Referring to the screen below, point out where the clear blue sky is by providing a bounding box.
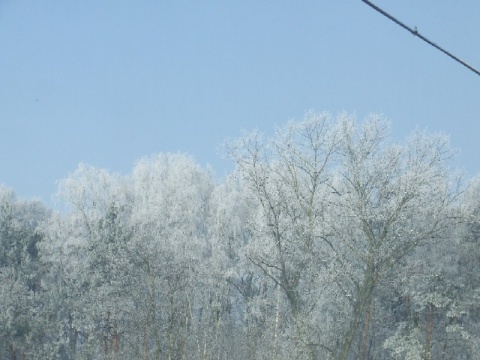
[1,1,479,206]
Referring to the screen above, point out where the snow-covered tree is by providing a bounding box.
[227,112,461,360]
[1,112,474,360]
[40,163,139,359]
[0,186,50,359]
[330,115,461,360]
[227,112,344,359]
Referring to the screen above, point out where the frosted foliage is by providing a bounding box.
[131,153,212,237]
[0,186,51,359]
[384,324,423,360]
[57,163,128,215]
[227,112,461,360]
[2,113,475,359]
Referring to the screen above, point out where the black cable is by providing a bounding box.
[361,0,480,77]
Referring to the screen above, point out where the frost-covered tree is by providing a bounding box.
[227,112,461,360]
[39,155,244,360]
[2,112,475,360]
[129,153,229,360]
[227,112,343,359]
[0,186,50,359]
[40,163,139,359]
[209,173,275,359]
[329,116,460,360]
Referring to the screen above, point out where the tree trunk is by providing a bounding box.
[103,311,110,356]
[339,261,375,360]
[359,298,372,360]
[143,319,149,360]
[273,285,281,360]
[113,322,119,360]
[68,314,78,358]
[425,303,434,360]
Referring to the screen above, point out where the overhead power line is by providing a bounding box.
[361,0,480,77]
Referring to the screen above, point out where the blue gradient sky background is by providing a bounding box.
[1,1,479,206]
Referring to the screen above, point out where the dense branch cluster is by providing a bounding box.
[1,113,479,360]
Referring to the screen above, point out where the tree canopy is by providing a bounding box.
[0,113,478,360]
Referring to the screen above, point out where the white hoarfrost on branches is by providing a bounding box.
[2,112,476,360]
[227,112,461,360]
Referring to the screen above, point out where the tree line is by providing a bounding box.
[1,112,479,359]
